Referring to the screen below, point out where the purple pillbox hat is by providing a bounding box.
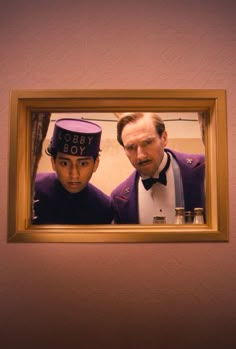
[50,118,102,156]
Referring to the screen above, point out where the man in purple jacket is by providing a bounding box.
[111,112,205,224]
[33,118,114,224]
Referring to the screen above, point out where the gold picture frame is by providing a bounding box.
[8,89,228,242]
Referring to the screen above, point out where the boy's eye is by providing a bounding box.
[79,160,89,167]
[60,160,69,167]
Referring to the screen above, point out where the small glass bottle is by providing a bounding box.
[153,216,166,224]
[193,208,204,224]
[175,207,185,224]
[185,211,193,224]
[153,209,166,224]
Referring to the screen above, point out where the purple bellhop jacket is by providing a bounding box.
[111,148,205,224]
[33,172,114,224]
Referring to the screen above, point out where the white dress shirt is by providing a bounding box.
[138,152,176,224]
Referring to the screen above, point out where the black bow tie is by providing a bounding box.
[142,152,170,190]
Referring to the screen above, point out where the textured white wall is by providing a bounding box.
[0,0,236,348]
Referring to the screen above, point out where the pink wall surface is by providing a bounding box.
[1,1,236,348]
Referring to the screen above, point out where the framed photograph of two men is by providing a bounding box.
[8,89,228,243]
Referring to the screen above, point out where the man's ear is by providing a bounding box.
[161,130,168,147]
[50,157,56,171]
[93,157,100,173]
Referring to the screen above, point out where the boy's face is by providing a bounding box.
[51,152,99,193]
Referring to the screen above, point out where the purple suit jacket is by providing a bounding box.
[33,172,114,224]
[111,149,205,224]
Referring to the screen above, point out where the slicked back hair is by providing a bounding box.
[117,112,165,146]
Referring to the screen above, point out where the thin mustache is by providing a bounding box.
[137,159,151,166]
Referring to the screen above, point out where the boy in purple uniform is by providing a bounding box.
[33,118,114,224]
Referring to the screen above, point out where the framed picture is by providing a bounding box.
[8,89,228,242]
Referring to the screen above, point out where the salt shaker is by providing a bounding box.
[175,207,185,224]
[193,208,204,224]
[185,211,193,224]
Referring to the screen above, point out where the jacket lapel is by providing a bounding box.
[114,171,139,223]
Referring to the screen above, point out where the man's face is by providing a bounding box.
[121,115,168,177]
[51,152,99,193]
